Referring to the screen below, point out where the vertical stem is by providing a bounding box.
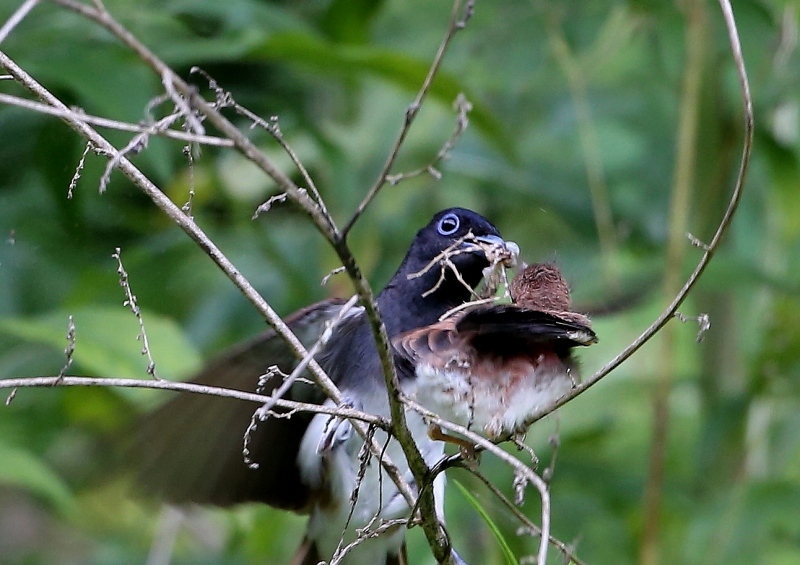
[640,1,706,563]
[547,23,619,286]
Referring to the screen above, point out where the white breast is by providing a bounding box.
[298,387,446,565]
[413,362,574,439]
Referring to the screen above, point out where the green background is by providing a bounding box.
[1,0,799,563]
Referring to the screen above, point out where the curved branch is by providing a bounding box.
[403,397,552,565]
[532,0,753,421]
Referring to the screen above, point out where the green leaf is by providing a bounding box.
[320,0,385,44]
[0,442,73,514]
[248,31,513,157]
[0,307,201,381]
[452,479,520,565]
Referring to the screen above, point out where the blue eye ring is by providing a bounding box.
[436,213,460,236]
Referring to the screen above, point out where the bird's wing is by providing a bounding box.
[392,318,461,369]
[456,304,597,346]
[393,304,597,368]
[132,298,345,513]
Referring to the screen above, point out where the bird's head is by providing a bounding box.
[390,208,516,313]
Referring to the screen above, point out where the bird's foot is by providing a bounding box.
[317,396,363,454]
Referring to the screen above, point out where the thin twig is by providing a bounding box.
[55,315,76,383]
[465,466,587,565]
[242,295,360,468]
[0,0,39,45]
[252,192,290,219]
[384,93,473,186]
[342,0,474,237]
[112,248,160,380]
[0,375,389,426]
[0,94,233,146]
[331,518,410,565]
[190,67,329,217]
[68,141,93,198]
[2,33,419,522]
[322,266,347,286]
[403,396,552,565]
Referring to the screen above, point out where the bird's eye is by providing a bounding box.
[436,213,460,236]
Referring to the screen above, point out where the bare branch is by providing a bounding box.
[0,0,39,45]
[0,375,389,427]
[181,144,196,217]
[112,248,160,380]
[2,13,419,525]
[529,0,754,423]
[0,93,233,147]
[243,295,360,468]
[384,93,473,187]
[403,396,552,565]
[343,0,475,237]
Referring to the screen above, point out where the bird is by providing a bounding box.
[133,208,516,565]
[393,262,597,444]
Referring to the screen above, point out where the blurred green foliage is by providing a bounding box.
[1,0,799,564]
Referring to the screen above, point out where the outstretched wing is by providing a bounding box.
[132,299,345,513]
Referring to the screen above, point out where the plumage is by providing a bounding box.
[135,299,345,510]
[394,263,597,441]
[133,208,513,564]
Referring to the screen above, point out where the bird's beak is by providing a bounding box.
[473,235,519,268]
[475,234,506,248]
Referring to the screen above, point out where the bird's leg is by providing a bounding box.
[427,423,479,460]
